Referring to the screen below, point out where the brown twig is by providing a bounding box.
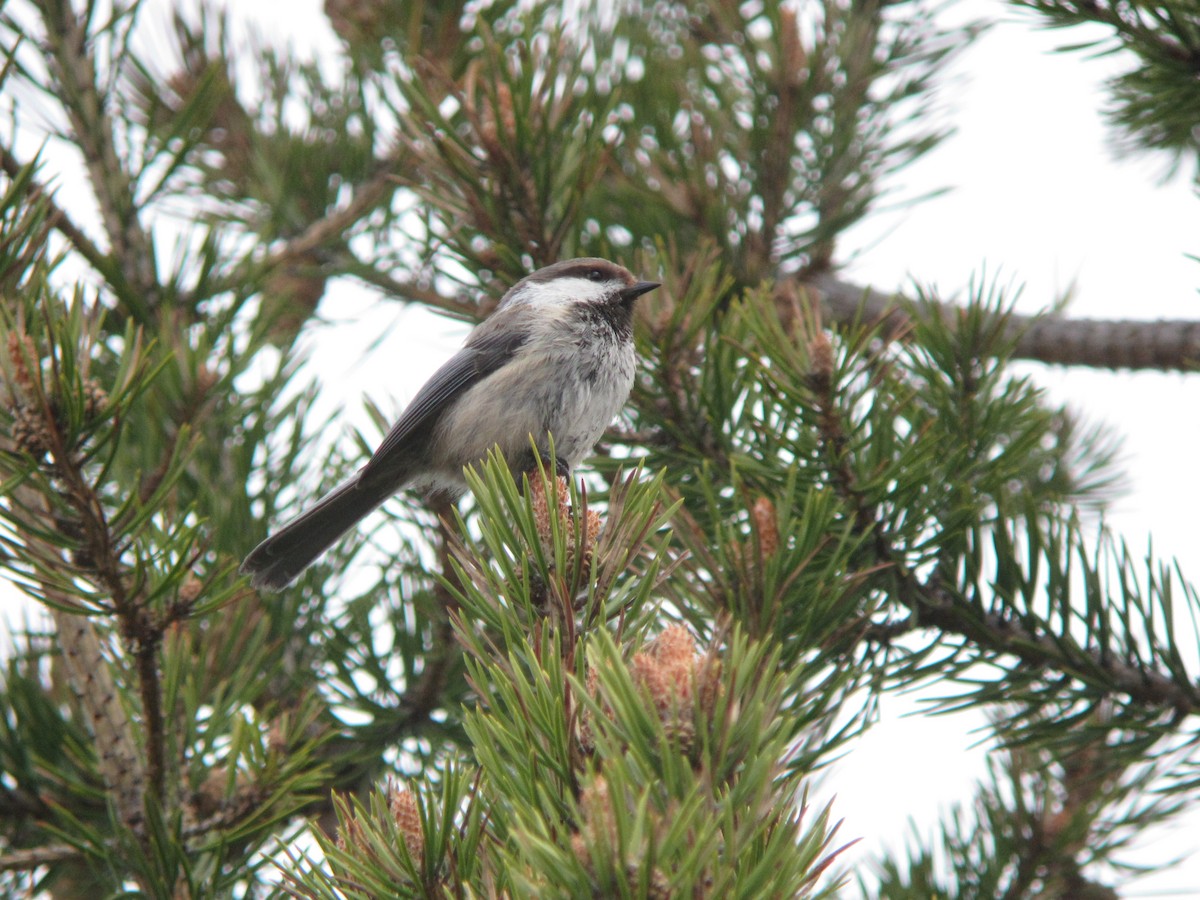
[0,843,84,872]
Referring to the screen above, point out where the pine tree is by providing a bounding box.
[0,0,1196,896]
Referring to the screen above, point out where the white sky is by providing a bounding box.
[5,0,1198,893]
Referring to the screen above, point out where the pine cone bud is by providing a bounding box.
[808,330,834,382]
[750,496,778,560]
[531,474,603,574]
[7,331,38,392]
[179,577,203,604]
[12,404,52,457]
[531,474,570,559]
[389,783,425,862]
[82,377,108,420]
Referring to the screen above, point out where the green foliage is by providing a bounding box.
[278,459,846,897]
[603,0,972,281]
[391,15,622,283]
[0,0,1197,896]
[1013,0,1200,177]
[286,761,488,899]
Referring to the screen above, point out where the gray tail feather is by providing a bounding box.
[241,476,383,591]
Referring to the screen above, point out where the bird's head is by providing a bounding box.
[500,258,659,312]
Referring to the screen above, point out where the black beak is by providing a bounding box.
[620,281,660,304]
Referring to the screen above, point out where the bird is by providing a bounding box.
[241,257,659,590]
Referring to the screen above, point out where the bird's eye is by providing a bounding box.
[587,268,603,282]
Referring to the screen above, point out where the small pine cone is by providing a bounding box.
[570,830,591,873]
[193,768,225,820]
[577,776,617,846]
[7,331,38,392]
[645,867,673,900]
[179,577,203,604]
[531,474,571,560]
[750,496,778,560]
[632,624,701,746]
[646,624,697,699]
[695,648,723,720]
[389,784,425,862]
[808,330,834,381]
[12,405,52,457]
[266,718,288,756]
[81,378,108,420]
[530,474,553,556]
[631,650,675,713]
[661,704,696,747]
[581,627,720,754]
[574,507,604,571]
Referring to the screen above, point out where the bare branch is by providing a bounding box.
[0,843,83,872]
[53,608,145,827]
[807,272,1200,372]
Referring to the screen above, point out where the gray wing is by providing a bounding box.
[361,325,527,479]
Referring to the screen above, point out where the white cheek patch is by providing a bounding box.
[506,277,613,309]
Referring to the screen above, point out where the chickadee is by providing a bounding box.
[242,258,659,590]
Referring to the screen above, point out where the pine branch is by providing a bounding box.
[263,149,405,265]
[0,145,110,275]
[1011,0,1200,164]
[0,427,146,831]
[36,386,168,801]
[52,607,145,828]
[807,272,1200,371]
[864,575,1200,716]
[803,329,1200,718]
[36,0,159,315]
[997,731,1124,900]
[0,843,83,872]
